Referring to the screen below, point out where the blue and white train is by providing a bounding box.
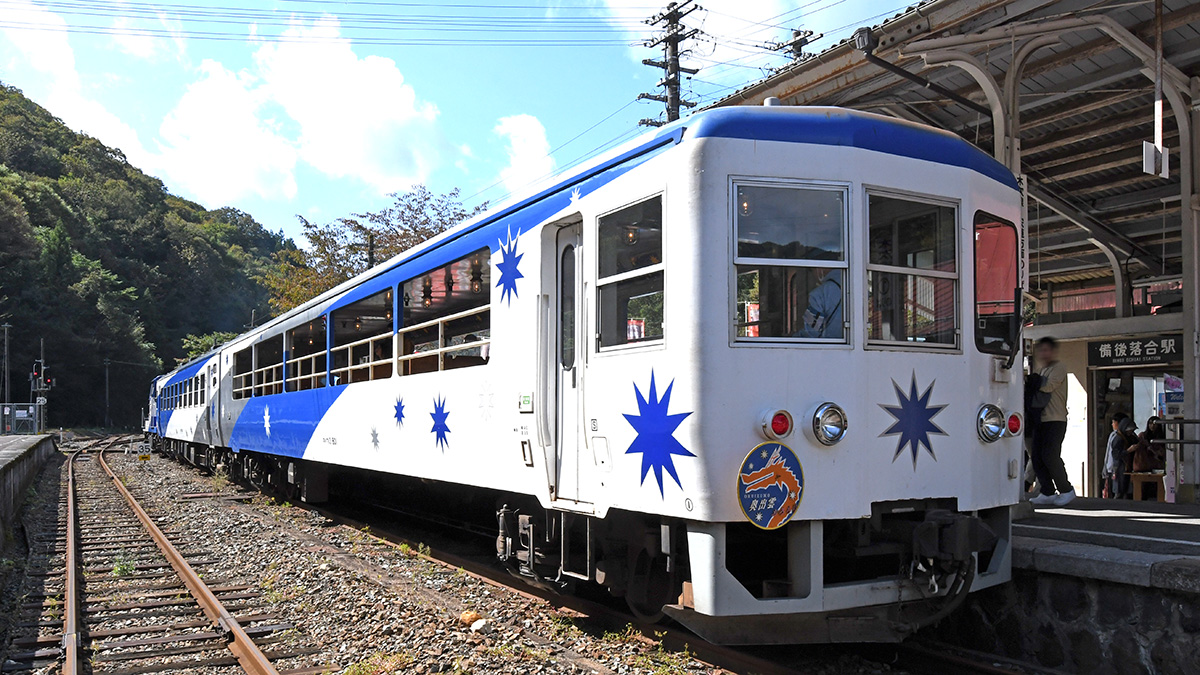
[145,105,1026,644]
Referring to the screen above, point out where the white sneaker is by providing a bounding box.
[1052,489,1077,506]
[1029,493,1057,506]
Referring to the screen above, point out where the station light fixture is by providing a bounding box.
[977,404,1006,443]
[812,402,848,446]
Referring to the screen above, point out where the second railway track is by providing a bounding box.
[5,437,326,675]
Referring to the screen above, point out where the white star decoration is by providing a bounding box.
[570,187,582,203]
[263,405,272,437]
[477,381,495,422]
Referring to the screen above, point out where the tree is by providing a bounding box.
[182,331,239,359]
[266,185,485,313]
[0,82,289,426]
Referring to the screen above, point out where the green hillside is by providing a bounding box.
[0,82,292,428]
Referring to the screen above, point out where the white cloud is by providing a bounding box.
[2,7,453,207]
[252,18,444,194]
[494,114,554,196]
[154,60,298,204]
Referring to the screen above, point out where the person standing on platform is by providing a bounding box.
[1103,413,1131,499]
[1030,337,1077,506]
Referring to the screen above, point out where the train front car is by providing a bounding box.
[556,107,1025,644]
[144,104,1023,646]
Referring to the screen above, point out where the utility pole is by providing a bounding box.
[638,1,700,127]
[1,322,9,404]
[773,29,816,62]
[104,358,111,428]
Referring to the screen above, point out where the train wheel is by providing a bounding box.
[625,548,671,623]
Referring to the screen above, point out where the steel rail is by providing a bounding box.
[95,448,280,675]
[64,435,123,675]
[62,451,81,675]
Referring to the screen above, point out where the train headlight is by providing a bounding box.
[812,403,848,446]
[977,404,1005,443]
[760,409,794,440]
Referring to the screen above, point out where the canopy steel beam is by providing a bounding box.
[1028,181,1167,275]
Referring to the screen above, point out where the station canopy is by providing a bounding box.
[712,0,1200,321]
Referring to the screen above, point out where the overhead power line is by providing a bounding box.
[0,18,636,46]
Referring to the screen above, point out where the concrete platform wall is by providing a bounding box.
[0,436,56,547]
[934,563,1199,674]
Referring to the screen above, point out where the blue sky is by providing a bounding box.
[0,0,900,243]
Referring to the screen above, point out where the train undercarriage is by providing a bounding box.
[151,435,1005,643]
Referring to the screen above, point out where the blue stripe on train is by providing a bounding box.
[228,386,346,458]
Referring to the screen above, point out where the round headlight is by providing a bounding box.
[812,402,848,446]
[977,404,1005,443]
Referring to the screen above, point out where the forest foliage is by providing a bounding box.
[0,83,290,427]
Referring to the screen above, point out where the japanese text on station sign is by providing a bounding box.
[1088,334,1183,367]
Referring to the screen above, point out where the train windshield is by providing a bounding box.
[733,182,848,341]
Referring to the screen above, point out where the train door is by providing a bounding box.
[208,363,223,447]
[554,224,589,503]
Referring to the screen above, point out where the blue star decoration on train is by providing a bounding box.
[496,228,524,305]
[623,372,695,497]
[394,397,405,428]
[430,396,451,451]
[880,372,947,469]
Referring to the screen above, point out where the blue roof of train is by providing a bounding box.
[688,106,1020,191]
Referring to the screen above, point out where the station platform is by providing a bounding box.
[0,435,57,548]
[1013,497,1200,594]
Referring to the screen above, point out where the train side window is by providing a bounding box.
[399,247,491,374]
[331,290,393,386]
[254,335,284,396]
[232,347,253,399]
[974,212,1019,356]
[598,196,664,349]
[286,317,327,391]
[732,182,848,341]
[866,193,958,347]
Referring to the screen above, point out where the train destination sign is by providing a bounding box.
[1087,334,1183,368]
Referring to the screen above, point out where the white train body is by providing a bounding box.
[147,106,1025,644]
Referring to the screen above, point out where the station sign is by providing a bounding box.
[1088,333,1184,368]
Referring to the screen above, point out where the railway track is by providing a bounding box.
[316,497,1058,674]
[134,448,1055,675]
[4,436,322,675]
[306,501,803,675]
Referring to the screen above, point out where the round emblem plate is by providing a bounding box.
[737,442,804,530]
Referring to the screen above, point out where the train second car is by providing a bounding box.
[146,105,1025,645]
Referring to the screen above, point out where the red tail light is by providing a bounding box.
[1007,413,1022,435]
[771,412,792,436]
